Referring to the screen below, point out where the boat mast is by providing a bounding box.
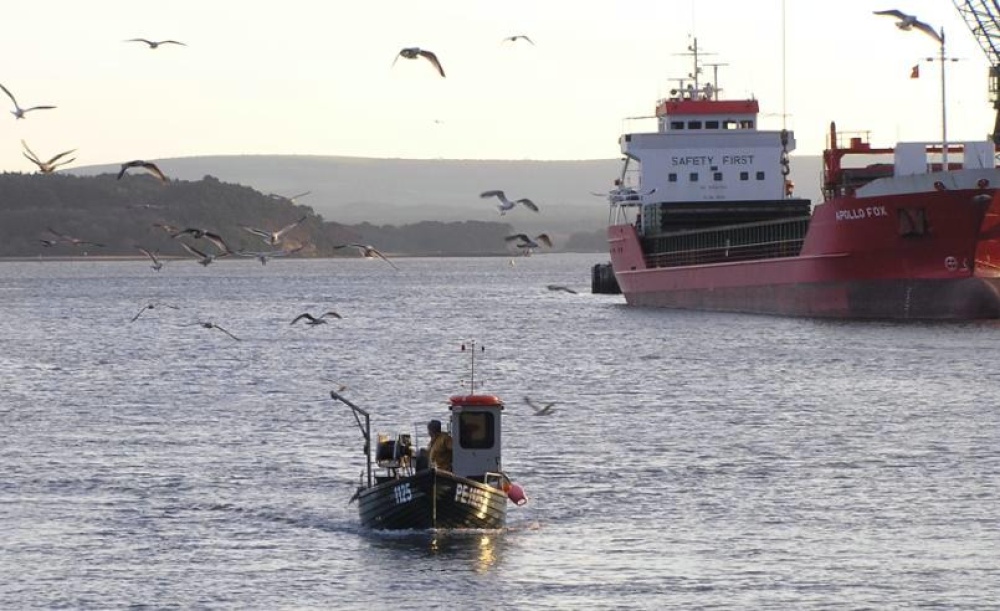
[331,389,372,488]
[461,341,485,394]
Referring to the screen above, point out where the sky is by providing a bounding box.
[1,0,996,173]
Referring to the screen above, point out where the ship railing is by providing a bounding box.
[644,237,805,268]
[641,216,810,268]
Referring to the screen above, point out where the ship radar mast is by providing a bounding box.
[670,37,723,101]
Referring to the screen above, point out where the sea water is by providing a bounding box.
[2,254,998,609]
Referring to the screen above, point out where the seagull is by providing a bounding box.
[130,302,179,322]
[524,396,555,416]
[392,47,446,77]
[191,321,241,341]
[873,9,942,42]
[291,311,343,325]
[126,38,186,49]
[153,222,183,235]
[546,284,578,294]
[0,82,56,119]
[323,379,349,393]
[480,190,539,215]
[172,229,232,255]
[21,140,75,174]
[136,245,164,271]
[334,243,399,269]
[502,35,535,45]
[505,233,552,249]
[45,227,105,248]
[241,215,307,246]
[179,241,225,266]
[268,191,311,203]
[118,160,167,182]
[236,244,304,265]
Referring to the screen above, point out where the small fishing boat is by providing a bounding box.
[333,343,527,530]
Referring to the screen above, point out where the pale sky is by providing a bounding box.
[1,0,995,173]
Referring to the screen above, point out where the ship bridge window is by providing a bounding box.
[706,120,720,129]
[689,172,699,182]
[724,120,740,129]
[671,121,684,130]
[688,121,702,129]
[742,120,755,129]
[458,411,495,449]
[756,171,765,180]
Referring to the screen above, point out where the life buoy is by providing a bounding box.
[449,394,503,407]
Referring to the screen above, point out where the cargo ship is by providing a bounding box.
[604,41,1000,319]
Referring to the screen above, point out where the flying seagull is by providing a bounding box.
[118,160,167,182]
[505,233,552,249]
[524,396,555,416]
[191,321,241,341]
[45,227,105,248]
[241,215,307,246]
[268,191,311,203]
[480,190,539,215]
[171,228,232,255]
[130,302,179,322]
[334,243,399,269]
[291,311,343,325]
[179,241,225,266]
[136,245,164,271]
[0,82,56,119]
[127,38,186,49]
[873,9,942,43]
[393,47,446,77]
[236,244,304,265]
[546,284,578,294]
[21,140,75,174]
[502,35,535,45]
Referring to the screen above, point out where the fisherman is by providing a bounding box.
[426,419,453,471]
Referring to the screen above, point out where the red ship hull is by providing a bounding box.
[609,188,1000,319]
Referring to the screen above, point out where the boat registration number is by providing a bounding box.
[393,483,413,505]
[455,483,489,508]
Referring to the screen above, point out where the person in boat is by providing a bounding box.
[426,419,453,471]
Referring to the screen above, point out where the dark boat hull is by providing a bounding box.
[357,468,507,530]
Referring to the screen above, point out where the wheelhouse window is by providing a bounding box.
[459,412,495,449]
[705,120,720,129]
[688,121,702,129]
[670,121,684,130]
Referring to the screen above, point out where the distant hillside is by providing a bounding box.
[71,155,825,235]
[0,172,537,258]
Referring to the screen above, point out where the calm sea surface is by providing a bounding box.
[2,254,999,609]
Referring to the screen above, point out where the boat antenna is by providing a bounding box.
[460,341,485,394]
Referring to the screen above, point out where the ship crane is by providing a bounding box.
[952,0,1000,142]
